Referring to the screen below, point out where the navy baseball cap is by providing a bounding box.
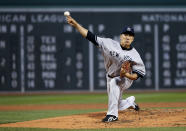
[121,26,135,36]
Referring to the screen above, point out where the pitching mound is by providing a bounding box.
[0,109,186,129]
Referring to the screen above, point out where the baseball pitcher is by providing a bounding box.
[66,14,146,122]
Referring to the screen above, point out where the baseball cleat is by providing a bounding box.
[102,115,118,122]
[134,102,140,111]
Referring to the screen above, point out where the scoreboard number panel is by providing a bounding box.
[0,8,186,92]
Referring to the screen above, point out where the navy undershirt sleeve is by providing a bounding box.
[86,31,99,46]
[132,71,144,79]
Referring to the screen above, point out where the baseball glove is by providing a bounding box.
[120,61,136,78]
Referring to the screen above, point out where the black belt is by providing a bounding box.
[108,74,117,78]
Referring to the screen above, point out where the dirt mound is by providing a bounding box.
[0,109,186,129]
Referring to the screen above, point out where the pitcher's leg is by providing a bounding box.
[107,78,120,117]
[119,96,135,110]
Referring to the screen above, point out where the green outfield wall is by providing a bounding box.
[0,7,186,92]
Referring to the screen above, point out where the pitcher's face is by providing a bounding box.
[120,34,134,48]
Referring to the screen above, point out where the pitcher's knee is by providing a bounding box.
[127,96,135,102]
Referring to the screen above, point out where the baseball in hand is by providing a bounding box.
[64,11,70,16]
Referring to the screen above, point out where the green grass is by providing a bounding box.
[133,92,186,103]
[0,92,186,105]
[0,94,107,105]
[0,127,186,131]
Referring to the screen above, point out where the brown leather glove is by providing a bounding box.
[120,61,136,78]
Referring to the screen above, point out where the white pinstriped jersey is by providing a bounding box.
[96,36,146,79]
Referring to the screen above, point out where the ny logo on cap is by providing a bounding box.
[127,27,131,31]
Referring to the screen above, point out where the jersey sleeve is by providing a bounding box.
[85,30,105,48]
[95,36,105,48]
[132,57,146,78]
